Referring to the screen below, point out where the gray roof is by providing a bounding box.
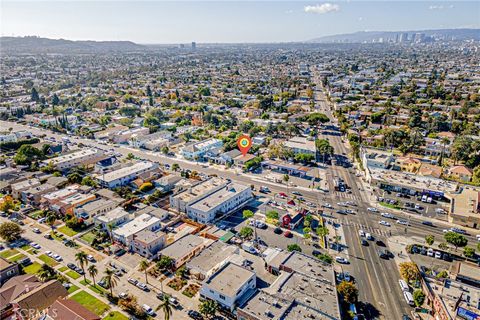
[203,262,255,297]
[187,241,238,274]
[159,234,207,261]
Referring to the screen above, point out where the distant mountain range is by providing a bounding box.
[0,36,145,54]
[309,28,480,43]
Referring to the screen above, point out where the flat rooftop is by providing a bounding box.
[284,137,316,153]
[172,177,225,203]
[189,182,250,212]
[97,161,156,183]
[113,213,159,238]
[45,148,99,165]
[369,166,458,193]
[204,262,255,297]
[96,207,129,224]
[450,187,480,218]
[187,241,238,273]
[281,252,336,282]
[239,291,292,320]
[160,234,209,261]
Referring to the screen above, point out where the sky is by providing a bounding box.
[1,1,479,43]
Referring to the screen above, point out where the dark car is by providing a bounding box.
[442,253,452,262]
[376,240,386,247]
[187,310,203,319]
[67,263,76,270]
[378,250,388,259]
[274,227,283,234]
[422,221,434,227]
[361,239,369,246]
[420,248,427,255]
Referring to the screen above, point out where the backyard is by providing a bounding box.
[71,291,110,316]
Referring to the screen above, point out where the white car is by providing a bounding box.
[337,202,347,207]
[335,256,349,264]
[397,220,409,226]
[358,230,365,237]
[32,228,41,234]
[30,242,41,249]
[367,207,378,212]
[45,250,52,257]
[379,221,391,227]
[322,203,332,208]
[53,254,62,261]
[381,212,394,219]
[86,255,95,262]
[435,251,442,259]
[476,235,480,241]
[119,292,128,299]
[427,248,434,257]
[142,304,155,316]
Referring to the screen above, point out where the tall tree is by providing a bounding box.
[156,294,173,320]
[139,259,151,284]
[75,252,89,282]
[104,268,119,297]
[88,264,98,287]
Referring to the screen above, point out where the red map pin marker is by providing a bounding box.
[237,135,252,156]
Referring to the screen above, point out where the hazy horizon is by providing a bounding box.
[1,1,479,44]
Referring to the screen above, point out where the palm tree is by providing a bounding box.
[75,252,89,282]
[156,294,173,320]
[37,264,56,281]
[139,259,150,284]
[439,137,450,166]
[283,174,290,197]
[45,211,56,230]
[104,268,119,297]
[88,264,98,287]
[107,223,114,244]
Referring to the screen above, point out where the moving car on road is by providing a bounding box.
[335,256,349,264]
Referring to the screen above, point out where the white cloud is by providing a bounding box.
[304,3,340,14]
[285,9,293,14]
[358,17,363,21]
[429,4,455,10]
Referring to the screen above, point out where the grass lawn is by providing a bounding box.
[51,231,64,241]
[80,279,91,286]
[38,254,58,267]
[0,249,19,259]
[66,270,82,280]
[23,262,42,274]
[8,253,26,262]
[57,225,78,237]
[102,311,129,320]
[67,284,80,294]
[379,201,401,210]
[71,291,110,316]
[20,244,31,250]
[29,210,45,219]
[58,266,68,272]
[89,284,106,295]
[80,231,96,244]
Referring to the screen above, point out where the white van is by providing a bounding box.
[403,291,415,306]
[427,197,432,203]
[399,279,409,292]
[366,233,374,240]
[421,195,427,202]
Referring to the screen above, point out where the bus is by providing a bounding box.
[398,279,409,292]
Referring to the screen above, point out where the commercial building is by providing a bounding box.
[42,148,105,171]
[181,138,223,160]
[112,213,161,247]
[448,187,480,229]
[159,234,212,270]
[52,193,96,215]
[360,147,394,170]
[112,127,149,144]
[200,262,257,312]
[284,136,318,161]
[186,183,252,224]
[94,161,159,188]
[187,241,239,280]
[170,177,226,213]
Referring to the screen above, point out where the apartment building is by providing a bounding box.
[112,127,149,144]
[284,136,318,160]
[186,183,252,224]
[131,230,167,259]
[181,138,223,160]
[94,161,159,188]
[94,207,130,230]
[170,177,226,213]
[43,148,105,171]
[11,178,41,199]
[159,234,211,270]
[74,198,118,225]
[112,213,161,247]
[52,193,96,215]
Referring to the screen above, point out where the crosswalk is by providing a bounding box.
[333,191,359,200]
[340,220,394,238]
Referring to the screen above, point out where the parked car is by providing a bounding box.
[435,251,442,259]
[188,310,203,319]
[32,228,41,234]
[274,227,283,234]
[86,254,95,262]
[284,230,292,238]
[30,242,41,249]
[361,239,369,246]
[136,282,148,291]
[142,304,155,316]
[427,248,434,257]
[379,220,391,227]
[128,278,138,285]
[119,292,128,299]
[335,256,348,264]
[67,263,76,270]
[422,221,434,227]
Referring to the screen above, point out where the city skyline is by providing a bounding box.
[1,1,479,43]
